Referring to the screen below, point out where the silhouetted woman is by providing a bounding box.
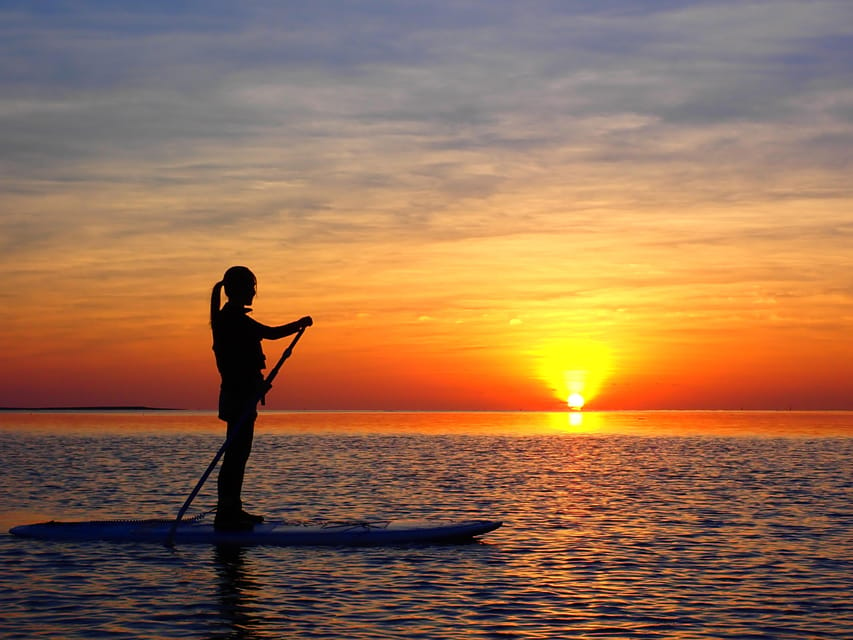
[210,266,312,530]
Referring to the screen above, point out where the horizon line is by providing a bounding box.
[2,406,852,413]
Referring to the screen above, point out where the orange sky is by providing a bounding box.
[2,2,852,410]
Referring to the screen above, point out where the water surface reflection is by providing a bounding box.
[213,545,264,639]
[1,411,850,639]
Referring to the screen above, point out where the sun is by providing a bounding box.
[534,339,610,411]
[567,393,585,411]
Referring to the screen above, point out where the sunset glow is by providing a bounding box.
[533,339,612,410]
[1,2,852,411]
[567,394,585,411]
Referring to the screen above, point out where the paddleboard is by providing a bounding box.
[9,517,502,547]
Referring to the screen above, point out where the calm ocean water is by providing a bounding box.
[1,411,851,639]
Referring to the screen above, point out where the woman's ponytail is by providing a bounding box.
[210,280,224,327]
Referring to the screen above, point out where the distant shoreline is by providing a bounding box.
[0,406,181,412]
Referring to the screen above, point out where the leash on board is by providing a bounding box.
[164,326,307,547]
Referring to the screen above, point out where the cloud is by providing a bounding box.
[1,1,852,316]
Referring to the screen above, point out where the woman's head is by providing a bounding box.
[222,266,257,304]
[211,266,257,324]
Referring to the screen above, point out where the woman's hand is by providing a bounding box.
[300,315,313,328]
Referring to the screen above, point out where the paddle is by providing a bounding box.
[164,325,308,546]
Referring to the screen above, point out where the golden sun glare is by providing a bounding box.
[567,393,585,411]
[535,339,611,411]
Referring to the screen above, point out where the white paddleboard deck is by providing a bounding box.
[9,517,502,546]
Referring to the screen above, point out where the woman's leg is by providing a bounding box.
[217,415,255,521]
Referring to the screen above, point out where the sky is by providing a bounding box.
[1,0,852,411]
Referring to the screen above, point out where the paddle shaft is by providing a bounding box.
[165,326,307,546]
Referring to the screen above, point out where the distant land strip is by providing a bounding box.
[0,406,181,412]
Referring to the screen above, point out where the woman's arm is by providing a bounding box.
[257,315,313,340]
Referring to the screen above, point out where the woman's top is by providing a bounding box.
[212,302,266,420]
